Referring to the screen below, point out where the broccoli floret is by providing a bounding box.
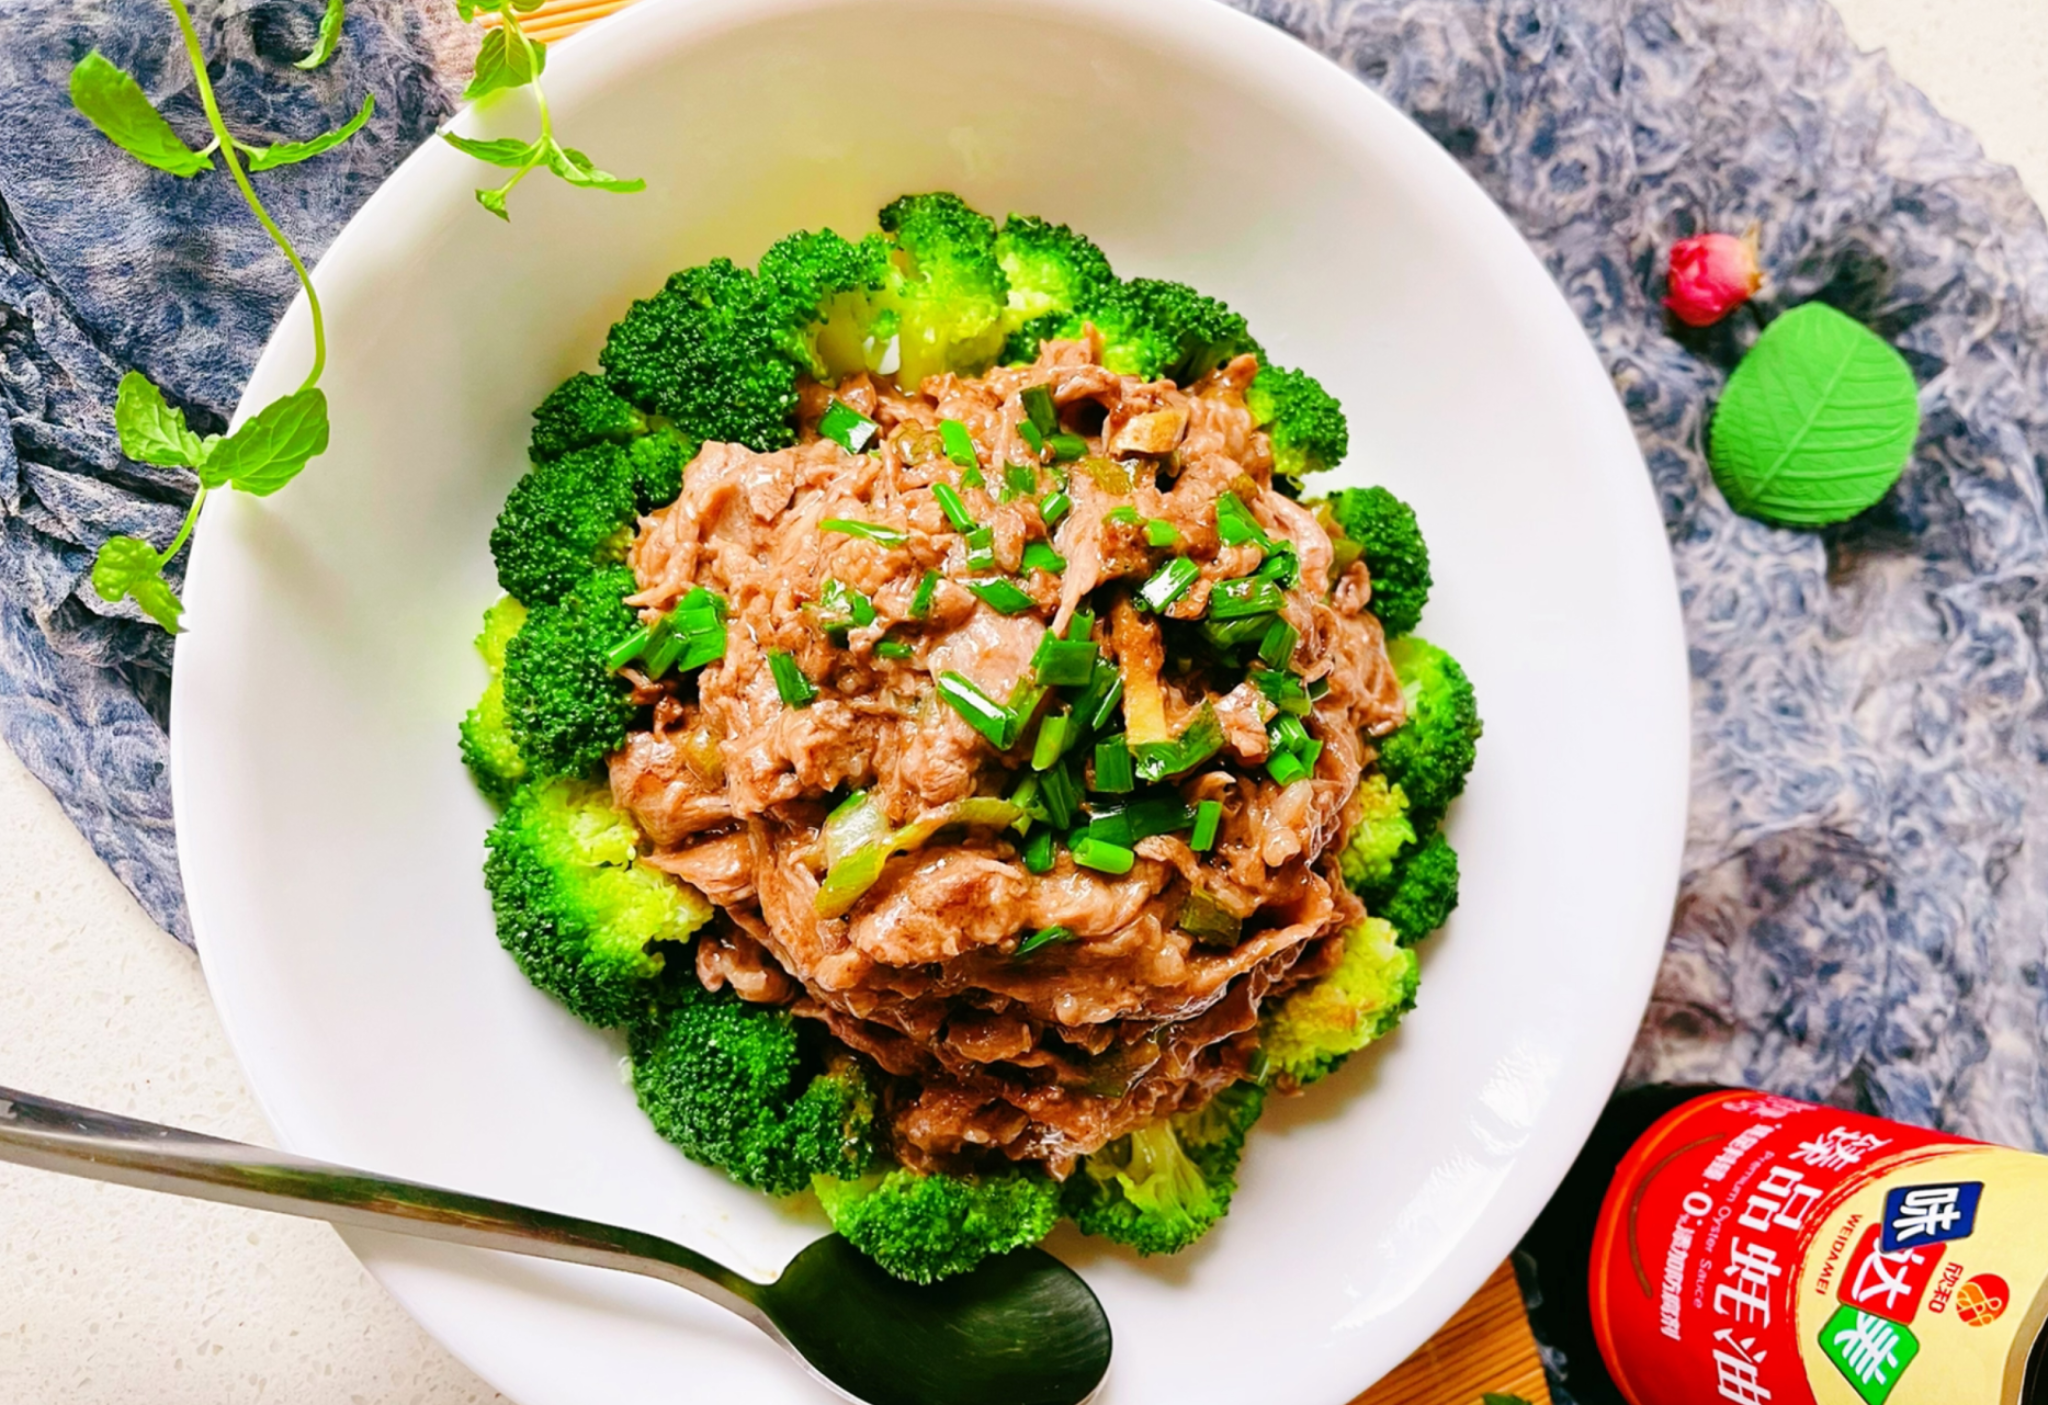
[460,596,530,805]
[876,193,1010,386]
[1338,773,1416,891]
[757,227,896,381]
[625,429,690,511]
[1326,485,1430,636]
[1363,829,1461,945]
[600,258,806,451]
[1259,917,1418,1089]
[630,984,875,1196]
[484,776,712,1027]
[1248,363,1348,484]
[995,214,1118,364]
[1064,1082,1266,1256]
[500,565,641,781]
[1126,278,1262,384]
[530,372,649,460]
[1378,636,1481,828]
[814,1167,1062,1284]
[1064,278,1182,380]
[490,443,638,607]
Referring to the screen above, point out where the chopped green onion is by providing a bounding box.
[1031,635,1098,687]
[1215,491,1271,548]
[936,671,1018,749]
[1071,836,1135,875]
[1132,702,1226,783]
[939,418,980,469]
[1031,712,1072,770]
[1040,491,1072,528]
[1004,463,1038,501]
[1021,541,1066,575]
[1251,667,1313,716]
[1104,505,1141,526]
[1177,889,1243,946]
[1202,613,1275,652]
[1307,675,1331,700]
[1296,738,1324,770]
[875,638,914,660]
[1190,799,1222,851]
[1256,546,1299,588]
[966,578,1035,615]
[1038,758,1081,828]
[823,518,907,547]
[962,461,986,490]
[1266,749,1310,785]
[1022,385,1058,437]
[1014,924,1075,958]
[1208,577,1287,619]
[1066,610,1095,641]
[670,628,727,673]
[1139,556,1201,612]
[1048,431,1088,462]
[1084,797,1192,847]
[1259,618,1299,670]
[814,578,877,638]
[1091,736,1134,793]
[767,649,817,708]
[606,625,654,671]
[1144,518,1181,548]
[1270,714,1312,755]
[818,399,879,453]
[932,482,976,532]
[1022,827,1056,874]
[1018,419,1046,456]
[964,527,998,572]
[1071,661,1124,733]
[909,569,940,620]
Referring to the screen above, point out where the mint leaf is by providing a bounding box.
[466,26,546,101]
[294,0,346,70]
[242,94,374,171]
[1708,302,1921,527]
[115,371,215,468]
[91,536,183,632]
[203,388,329,496]
[546,143,645,194]
[475,186,512,221]
[442,132,538,168]
[69,51,212,178]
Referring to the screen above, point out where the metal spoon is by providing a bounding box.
[0,1086,1111,1405]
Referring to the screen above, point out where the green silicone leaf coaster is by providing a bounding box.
[1708,301,1921,527]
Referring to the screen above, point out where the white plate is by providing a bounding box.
[171,0,1689,1400]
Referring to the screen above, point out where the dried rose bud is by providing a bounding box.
[1665,231,1763,328]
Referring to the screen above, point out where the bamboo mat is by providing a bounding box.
[475,4,1554,1399]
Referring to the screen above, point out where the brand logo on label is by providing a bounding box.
[1838,1224,1944,1324]
[1880,1181,1983,1252]
[1955,1274,2011,1327]
[1819,1302,1922,1404]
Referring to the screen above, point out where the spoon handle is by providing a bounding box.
[0,1085,769,1326]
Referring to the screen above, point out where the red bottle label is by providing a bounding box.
[1587,1090,2048,1405]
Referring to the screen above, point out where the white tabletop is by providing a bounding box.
[2,3,2043,1400]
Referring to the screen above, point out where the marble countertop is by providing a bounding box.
[3,2,2044,1400]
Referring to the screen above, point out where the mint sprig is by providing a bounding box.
[72,0,368,632]
[442,1,646,219]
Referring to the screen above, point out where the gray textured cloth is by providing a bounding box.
[6,0,2048,1150]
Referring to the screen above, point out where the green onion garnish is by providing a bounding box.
[936,671,1018,748]
[1014,924,1074,958]
[767,649,817,708]
[1021,541,1066,575]
[1004,463,1038,501]
[1266,749,1310,785]
[1259,618,1299,670]
[1190,799,1222,851]
[1307,675,1331,700]
[1144,518,1181,548]
[823,518,907,547]
[1018,419,1045,456]
[875,638,914,660]
[966,578,1035,615]
[818,399,879,454]
[1126,796,1195,842]
[1132,702,1226,783]
[606,625,654,671]
[1091,736,1134,793]
[1256,546,1300,588]
[1201,613,1275,652]
[964,527,998,572]
[1071,836,1136,875]
[1071,660,1124,733]
[1215,491,1271,548]
[1104,505,1140,526]
[962,461,987,490]
[1031,635,1098,687]
[1038,758,1081,828]
[909,569,940,620]
[1022,827,1056,874]
[1139,556,1201,612]
[670,627,727,673]
[1208,577,1287,619]
[932,482,976,533]
[939,418,979,470]
[814,578,877,638]
[1022,385,1058,438]
[1251,667,1313,716]
[1067,610,1095,641]
[1031,712,1071,770]
[1048,431,1088,462]
[1040,491,1072,528]
[1270,714,1312,756]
